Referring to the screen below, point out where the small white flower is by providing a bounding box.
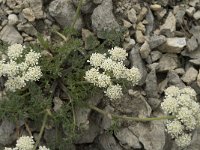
[88,53,106,68]
[112,62,126,79]
[180,87,196,97]
[175,133,192,147]
[177,94,192,107]
[101,58,115,71]
[25,50,41,66]
[16,136,35,150]
[161,97,179,114]
[96,73,112,88]
[166,120,184,138]
[125,67,141,85]
[23,66,42,82]
[165,86,180,97]
[84,68,100,84]
[2,61,19,77]
[7,43,24,60]
[108,47,128,61]
[38,146,50,150]
[105,84,123,100]
[5,76,26,92]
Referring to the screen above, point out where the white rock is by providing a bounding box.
[22,8,35,22]
[160,12,176,35]
[186,7,195,17]
[181,67,198,84]
[193,11,200,20]
[158,37,186,53]
[127,8,137,23]
[8,14,18,25]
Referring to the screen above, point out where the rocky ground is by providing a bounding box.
[0,0,200,150]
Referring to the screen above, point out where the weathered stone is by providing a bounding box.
[91,0,119,38]
[189,0,199,7]
[127,8,137,23]
[139,41,150,59]
[147,98,161,110]
[28,0,44,19]
[155,9,167,20]
[75,107,90,130]
[158,37,186,53]
[145,8,154,35]
[17,23,37,36]
[174,68,185,75]
[8,14,18,25]
[0,120,16,145]
[158,54,180,72]
[151,51,162,62]
[148,35,166,49]
[115,128,141,149]
[22,8,35,22]
[49,0,83,30]
[129,46,147,84]
[0,25,23,44]
[147,63,159,70]
[72,0,93,13]
[189,58,200,65]
[160,12,176,36]
[193,11,200,20]
[135,30,145,44]
[181,47,200,59]
[96,133,122,150]
[187,36,198,52]
[186,7,195,17]
[93,0,102,4]
[145,69,159,98]
[137,7,148,22]
[82,29,99,50]
[167,71,185,88]
[123,19,132,28]
[150,4,162,11]
[129,121,166,150]
[181,67,198,84]
[123,39,135,51]
[190,26,200,44]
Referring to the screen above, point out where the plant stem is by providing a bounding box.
[33,110,50,150]
[71,0,83,29]
[88,104,176,122]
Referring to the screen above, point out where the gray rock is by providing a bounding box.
[158,37,186,53]
[158,54,180,72]
[167,71,185,88]
[127,8,137,23]
[139,41,151,59]
[190,26,200,44]
[187,36,198,52]
[17,23,38,36]
[147,98,161,110]
[189,0,199,7]
[145,7,154,35]
[181,47,200,59]
[93,0,102,4]
[49,0,83,30]
[0,25,23,44]
[22,8,35,22]
[129,46,147,84]
[151,51,162,62]
[137,7,148,22]
[28,0,44,19]
[123,19,132,28]
[96,133,122,150]
[72,0,93,14]
[174,68,185,75]
[8,14,18,25]
[0,120,16,145]
[148,35,166,49]
[186,7,195,17]
[123,39,135,51]
[135,30,145,44]
[160,12,176,36]
[91,0,119,38]
[190,58,200,65]
[145,69,159,98]
[147,63,159,70]
[193,10,200,20]
[181,67,198,84]
[75,107,90,130]
[129,121,166,150]
[174,6,185,25]
[115,128,141,149]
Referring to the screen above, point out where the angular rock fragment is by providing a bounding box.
[135,30,145,44]
[115,128,141,149]
[0,25,23,44]
[193,10,200,20]
[186,7,195,17]
[187,36,198,52]
[158,37,186,53]
[28,0,44,19]
[181,67,198,84]
[17,23,38,36]
[127,8,137,23]
[158,54,180,72]
[22,8,35,22]
[151,51,162,62]
[148,35,166,49]
[167,71,185,88]
[139,41,151,59]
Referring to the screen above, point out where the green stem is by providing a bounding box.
[88,105,175,122]
[71,0,83,29]
[33,110,50,150]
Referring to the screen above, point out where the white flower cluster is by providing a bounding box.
[0,44,42,92]
[161,86,200,147]
[85,47,141,100]
[5,136,50,150]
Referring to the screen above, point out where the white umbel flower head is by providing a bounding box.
[7,43,24,60]
[105,84,123,100]
[2,61,19,77]
[84,68,100,84]
[164,86,180,97]
[101,58,115,71]
[125,67,141,85]
[112,62,126,79]
[180,87,196,98]
[175,133,192,147]
[88,53,106,68]
[23,66,42,82]
[38,146,50,150]
[166,120,184,138]
[161,97,179,114]
[25,50,41,66]
[108,47,128,61]
[96,73,112,88]
[5,76,26,92]
[16,136,35,150]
